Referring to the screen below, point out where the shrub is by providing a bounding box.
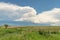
[39,30,51,37]
[51,31,60,34]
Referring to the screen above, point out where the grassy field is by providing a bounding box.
[0,26,60,40]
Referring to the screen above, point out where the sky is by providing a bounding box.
[0,0,60,26]
[0,0,60,13]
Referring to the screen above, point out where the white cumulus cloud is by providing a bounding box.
[16,8,60,26]
[0,2,36,21]
[0,2,60,26]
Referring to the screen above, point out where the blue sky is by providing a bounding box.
[0,0,60,13]
[0,0,60,26]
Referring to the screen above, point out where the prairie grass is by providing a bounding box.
[0,26,60,40]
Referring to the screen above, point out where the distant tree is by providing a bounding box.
[4,24,8,29]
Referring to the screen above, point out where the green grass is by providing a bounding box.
[0,26,60,40]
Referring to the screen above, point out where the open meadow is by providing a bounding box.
[0,26,60,40]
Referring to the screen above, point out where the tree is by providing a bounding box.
[4,24,8,29]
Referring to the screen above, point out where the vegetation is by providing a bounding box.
[0,26,60,40]
[4,24,8,29]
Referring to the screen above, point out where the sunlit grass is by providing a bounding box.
[0,26,60,40]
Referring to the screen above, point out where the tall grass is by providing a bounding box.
[0,26,60,40]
